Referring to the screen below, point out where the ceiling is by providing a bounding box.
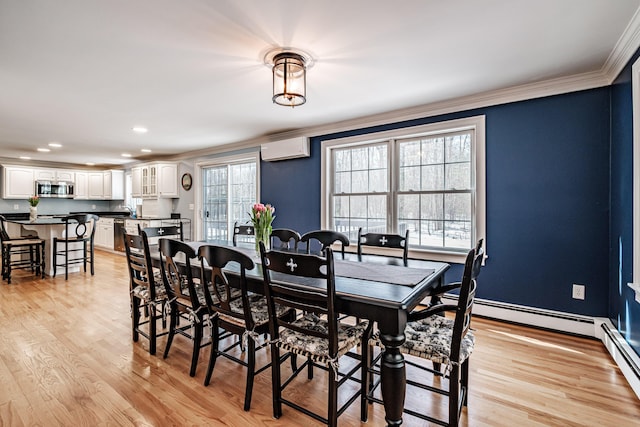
[1,0,640,167]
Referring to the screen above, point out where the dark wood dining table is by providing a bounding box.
[152,240,450,426]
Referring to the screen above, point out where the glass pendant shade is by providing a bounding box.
[272,52,306,107]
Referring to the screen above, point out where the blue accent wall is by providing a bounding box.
[261,88,612,317]
[610,47,640,356]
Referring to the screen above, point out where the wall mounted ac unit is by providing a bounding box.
[261,137,310,161]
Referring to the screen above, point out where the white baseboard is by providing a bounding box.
[442,295,597,336]
[600,319,640,399]
[440,295,640,399]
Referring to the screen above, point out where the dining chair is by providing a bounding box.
[299,230,350,259]
[356,227,408,266]
[139,222,184,241]
[52,214,99,280]
[123,230,168,355]
[159,238,210,377]
[259,243,372,427]
[270,228,301,250]
[232,221,255,246]
[0,215,46,284]
[368,244,484,426]
[198,244,296,411]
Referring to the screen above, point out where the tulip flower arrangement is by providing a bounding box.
[249,202,275,251]
[28,195,40,207]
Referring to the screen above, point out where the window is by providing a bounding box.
[197,153,259,241]
[322,116,485,262]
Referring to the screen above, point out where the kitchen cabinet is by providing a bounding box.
[87,170,124,200]
[33,169,75,182]
[94,217,114,249]
[131,167,142,198]
[74,172,88,199]
[134,162,178,199]
[1,165,35,199]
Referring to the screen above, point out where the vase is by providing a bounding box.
[255,227,270,253]
[29,206,37,222]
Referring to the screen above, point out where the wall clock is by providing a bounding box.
[181,173,192,191]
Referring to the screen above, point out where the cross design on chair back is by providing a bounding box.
[286,258,297,272]
[379,236,387,245]
[157,228,165,235]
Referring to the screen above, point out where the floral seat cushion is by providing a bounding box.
[278,313,370,365]
[371,315,475,365]
[219,294,292,328]
[131,284,167,301]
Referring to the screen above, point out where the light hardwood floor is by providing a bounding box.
[0,249,639,426]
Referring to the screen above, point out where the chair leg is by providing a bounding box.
[204,319,219,387]
[148,302,157,355]
[449,364,461,426]
[361,340,371,422]
[132,297,141,342]
[52,240,57,277]
[64,240,68,280]
[189,319,203,377]
[163,308,178,359]
[461,358,470,406]
[40,242,45,278]
[271,345,282,419]
[244,337,256,411]
[89,242,95,275]
[328,366,338,427]
[307,356,314,379]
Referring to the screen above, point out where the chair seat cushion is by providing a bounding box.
[220,295,292,328]
[132,284,167,301]
[371,315,475,365]
[277,313,369,365]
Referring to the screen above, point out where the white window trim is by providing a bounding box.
[630,57,640,301]
[321,115,485,264]
[194,151,260,241]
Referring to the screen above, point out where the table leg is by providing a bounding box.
[379,331,406,426]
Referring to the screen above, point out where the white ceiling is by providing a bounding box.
[1,0,639,167]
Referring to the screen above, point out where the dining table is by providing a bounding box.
[151,239,450,426]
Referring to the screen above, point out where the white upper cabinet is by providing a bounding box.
[133,162,178,199]
[74,171,88,199]
[88,170,124,200]
[33,169,75,182]
[2,165,35,199]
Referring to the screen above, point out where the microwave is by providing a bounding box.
[35,180,75,198]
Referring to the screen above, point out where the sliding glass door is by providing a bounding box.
[201,158,257,241]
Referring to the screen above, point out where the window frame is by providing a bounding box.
[321,115,485,264]
[194,151,260,242]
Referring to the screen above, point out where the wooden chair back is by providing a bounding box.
[357,227,409,266]
[123,231,158,299]
[232,221,255,246]
[259,243,339,356]
[158,238,200,309]
[300,230,349,258]
[270,228,301,251]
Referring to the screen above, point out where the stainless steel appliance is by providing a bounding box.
[113,218,126,252]
[35,180,74,198]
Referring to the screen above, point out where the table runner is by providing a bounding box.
[333,260,434,287]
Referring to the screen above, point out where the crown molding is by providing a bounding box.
[603,5,640,83]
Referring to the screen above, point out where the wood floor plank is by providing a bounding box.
[0,249,639,426]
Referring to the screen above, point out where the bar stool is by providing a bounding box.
[53,214,99,280]
[0,215,46,284]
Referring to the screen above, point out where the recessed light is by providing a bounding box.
[132,126,148,134]
[19,156,31,160]
[86,162,95,166]
[141,148,152,153]
[48,142,62,148]
[121,153,132,158]
[37,148,50,152]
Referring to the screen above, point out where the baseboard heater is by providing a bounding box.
[442,294,596,337]
[440,294,640,399]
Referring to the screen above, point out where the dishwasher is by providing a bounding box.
[113,218,126,252]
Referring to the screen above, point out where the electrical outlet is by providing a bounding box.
[91,204,96,209]
[13,204,19,210]
[572,284,585,300]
